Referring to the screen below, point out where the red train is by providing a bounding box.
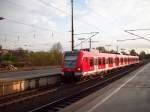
[61,49,139,79]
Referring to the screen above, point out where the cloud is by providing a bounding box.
[0,0,150,53]
[74,0,150,53]
[0,0,69,50]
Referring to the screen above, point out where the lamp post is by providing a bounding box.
[71,0,74,51]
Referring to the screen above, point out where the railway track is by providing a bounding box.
[0,64,123,108]
[29,63,144,112]
[0,85,59,108]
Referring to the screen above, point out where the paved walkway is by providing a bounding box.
[61,63,150,112]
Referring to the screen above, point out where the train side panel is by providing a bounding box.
[62,50,139,80]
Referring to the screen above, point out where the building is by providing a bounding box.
[0,49,9,55]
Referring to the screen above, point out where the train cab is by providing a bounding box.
[62,50,81,78]
[62,50,97,78]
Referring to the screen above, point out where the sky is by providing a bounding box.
[0,0,150,53]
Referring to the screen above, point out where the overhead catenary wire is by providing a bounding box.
[117,38,142,42]
[3,0,70,17]
[1,0,103,50]
[38,0,70,15]
[1,17,67,34]
[37,0,102,50]
[117,31,150,42]
[1,0,69,35]
[74,32,99,35]
[73,1,105,31]
[125,29,150,31]
[4,0,34,12]
[2,0,102,38]
[3,0,103,33]
[124,30,150,42]
[74,32,99,48]
[38,0,103,32]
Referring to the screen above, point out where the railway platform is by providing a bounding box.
[61,62,150,112]
[0,67,61,82]
[0,68,61,96]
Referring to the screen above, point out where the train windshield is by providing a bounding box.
[64,51,79,68]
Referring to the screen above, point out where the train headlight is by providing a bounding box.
[77,67,81,71]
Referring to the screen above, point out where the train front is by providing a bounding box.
[61,50,82,80]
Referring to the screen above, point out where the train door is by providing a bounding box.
[115,57,119,67]
[98,57,102,70]
[128,57,129,64]
[125,58,127,65]
[120,58,123,65]
[102,57,106,69]
[82,57,89,72]
[108,57,113,68]
[98,57,105,69]
[89,57,94,71]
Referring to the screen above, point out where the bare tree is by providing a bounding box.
[139,51,146,60]
[51,42,63,52]
[130,49,138,56]
[97,46,107,53]
[50,42,63,65]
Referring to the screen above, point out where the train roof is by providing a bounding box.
[64,50,139,58]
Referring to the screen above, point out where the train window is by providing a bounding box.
[120,58,123,64]
[108,58,113,64]
[108,58,110,64]
[113,58,115,64]
[103,57,106,64]
[86,57,88,62]
[128,58,130,63]
[64,51,79,68]
[84,57,88,63]
[98,58,101,65]
[115,57,119,64]
[90,58,94,66]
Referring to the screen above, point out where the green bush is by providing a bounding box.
[0,42,63,67]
